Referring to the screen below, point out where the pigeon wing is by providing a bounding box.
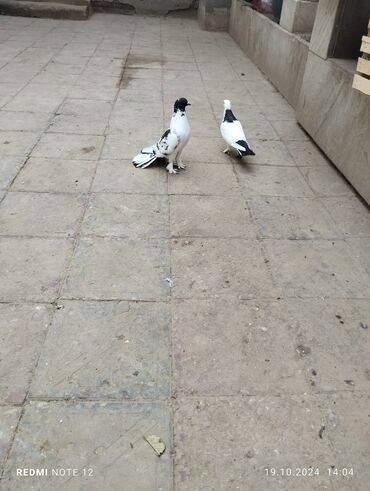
[220,119,249,152]
[155,128,180,158]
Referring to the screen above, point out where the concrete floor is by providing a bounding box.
[0,11,369,491]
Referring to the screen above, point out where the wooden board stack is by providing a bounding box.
[353,18,370,96]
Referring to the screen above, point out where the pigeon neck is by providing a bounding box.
[223,108,236,123]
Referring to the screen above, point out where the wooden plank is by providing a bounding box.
[357,57,370,77]
[360,35,370,54]
[353,74,370,96]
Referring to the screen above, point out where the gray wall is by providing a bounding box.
[229,0,309,107]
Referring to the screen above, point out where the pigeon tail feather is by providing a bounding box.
[235,140,255,156]
[132,152,157,168]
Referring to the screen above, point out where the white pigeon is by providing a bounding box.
[220,99,255,157]
[132,97,191,174]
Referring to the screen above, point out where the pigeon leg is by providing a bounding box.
[223,146,230,154]
[174,150,186,169]
[166,162,178,174]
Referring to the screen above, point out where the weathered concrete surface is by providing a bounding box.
[296,52,370,204]
[229,0,309,107]
[280,0,318,34]
[0,0,91,21]
[198,0,231,31]
[0,12,369,491]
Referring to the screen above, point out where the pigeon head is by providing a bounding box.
[224,99,231,110]
[174,98,191,112]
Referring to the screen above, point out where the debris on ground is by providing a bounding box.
[144,435,166,457]
[344,380,355,386]
[296,345,311,357]
[319,425,325,439]
[164,277,173,287]
[360,322,368,330]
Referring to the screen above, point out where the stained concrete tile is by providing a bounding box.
[171,238,274,299]
[172,298,306,395]
[0,156,24,189]
[101,134,158,161]
[92,159,168,194]
[0,304,50,404]
[168,162,239,195]
[300,166,353,197]
[286,140,329,166]
[0,192,85,237]
[4,83,69,113]
[263,239,370,299]
[63,237,170,301]
[170,195,255,238]
[81,193,169,238]
[249,196,338,239]
[174,395,334,491]
[347,238,370,276]
[242,139,296,166]
[319,393,370,490]
[3,401,171,491]
[0,131,38,156]
[271,120,309,141]
[0,237,73,301]
[48,99,112,135]
[12,158,96,193]
[107,115,162,136]
[32,133,104,160]
[286,298,370,392]
[185,137,230,164]
[237,165,313,197]
[31,301,170,400]
[0,111,52,132]
[321,197,370,238]
[0,406,21,471]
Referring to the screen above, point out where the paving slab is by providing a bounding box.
[0,407,21,473]
[81,193,169,239]
[2,402,171,491]
[174,395,334,491]
[170,194,255,238]
[172,298,306,396]
[300,165,353,197]
[0,304,50,404]
[285,298,370,392]
[263,239,370,299]
[0,131,38,157]
[319,392,370,490]
[321,196,370,238]
[0,111,52,132]
[63,237,170,301]
[168,162,239,196]
[237,164,314,197]
[0,237,73,302]
[0,192,85,237]
[30,301,170,400]
[0,156,25,190]
[248,196,339,239]
[286,140,329,166]
[92,160,168,195]
[171,238,275,299]
[32,133,104,161]
[12,157,97,193]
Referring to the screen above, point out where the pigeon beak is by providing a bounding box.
[187,102,191,106]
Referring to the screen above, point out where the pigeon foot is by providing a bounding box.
[223,148,230,154]
[176,161,186,169]
[166,163,178,174]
